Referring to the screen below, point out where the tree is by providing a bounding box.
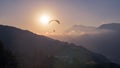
[0,41,17,68]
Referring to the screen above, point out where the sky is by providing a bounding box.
[0,0,120,34]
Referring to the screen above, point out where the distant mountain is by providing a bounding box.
[98,23,120,31]
[0,25,119,68]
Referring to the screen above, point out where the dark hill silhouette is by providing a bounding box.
[0,41,17,68]
[0,25,119,68]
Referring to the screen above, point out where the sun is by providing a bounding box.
[40,15,50,25]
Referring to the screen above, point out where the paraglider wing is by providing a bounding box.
[49,20,60,24]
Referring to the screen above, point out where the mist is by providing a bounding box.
[49,23,120,64]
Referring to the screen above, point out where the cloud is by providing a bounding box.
[49,23,120,64]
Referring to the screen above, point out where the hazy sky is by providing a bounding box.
[0,0,120,34]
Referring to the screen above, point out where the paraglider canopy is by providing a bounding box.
[49,20,60,24]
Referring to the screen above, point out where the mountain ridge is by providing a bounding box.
[0,25,119,68]
[98,23,120,31]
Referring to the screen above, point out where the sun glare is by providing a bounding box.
[40,15,50,25]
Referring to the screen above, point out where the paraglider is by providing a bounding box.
[49,20,60,32]
[53,29,56,32]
